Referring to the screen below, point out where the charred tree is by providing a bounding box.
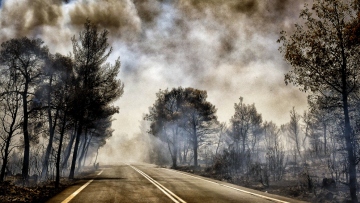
[0,37,49,182]
[68,20,123,179]
[0,64,22,182]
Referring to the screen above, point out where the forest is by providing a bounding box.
[0,20,123,191]
[143,1,360,202]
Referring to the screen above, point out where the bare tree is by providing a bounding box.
[228,97,262,172]
[285,107,303,167]
[0,64,23,182]
[263,121,286,182]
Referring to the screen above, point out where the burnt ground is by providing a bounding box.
[0,168,97,203]
[172,165,355,203]
[0,179,73,203]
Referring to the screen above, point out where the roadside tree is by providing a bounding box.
[279,0,360,201]
[0,37,49,181]
[69,20,124,179]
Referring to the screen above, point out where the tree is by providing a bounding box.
[285,107,302,167]
[146,88,187,168]
[215,122,227,156]
[181,88,218,169]
[61,124,77,171]
[146,87,218,168]
[0,37,49,182]
[307,96,334,156]
[51,54,74,188]
[0,62,23,182]
[68,20,124,179]
[228,97,262,171]
[279,0,360,201]
[263,121,286,182]
[81,117,114,168]
[37,53,73,181]
[302,110,322,156]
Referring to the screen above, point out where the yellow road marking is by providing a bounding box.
[61,169,103,203]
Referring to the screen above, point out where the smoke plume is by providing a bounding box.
[0,0,310,163]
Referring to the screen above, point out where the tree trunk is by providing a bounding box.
[77,129,91,171]
[62,123,77,170]
[93,147,99,166]
[0,134,12,182]
[166,136,176,168]
[69,121,83,179]
[56,113,67,188]
[343,97,358,203]
[178,146,183,165]
[323,123,327,155]
[172,137,178,168]
[171,153,177,168]
[183,144,188,164]
[82,134,93,168]
[241,136,246,171]
[76,134,86,172]
[41,107,59,181]
[22,83,30,183]
[41,75,55,181]
[0,105,18,182]
[340,28,358,201]
[193,124,198,169]
[168,127,178,168]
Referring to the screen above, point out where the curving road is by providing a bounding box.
[47,163,307,203]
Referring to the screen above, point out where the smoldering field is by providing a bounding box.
[0,0,309,163]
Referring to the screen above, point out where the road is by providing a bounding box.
[47,164,307,203]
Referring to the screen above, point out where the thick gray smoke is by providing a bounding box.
[0,0,309,163]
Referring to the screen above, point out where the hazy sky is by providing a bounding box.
[0,0,310,162]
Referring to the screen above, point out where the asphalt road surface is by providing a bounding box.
[47,164,307,203]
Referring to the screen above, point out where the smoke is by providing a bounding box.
[97,133,150,164]
[133,0,161,24]
[68,0,141,41]
[0,0,310,163]
[0,0,63,41]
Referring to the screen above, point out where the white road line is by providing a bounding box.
[135,168,186,203]
[129,165,186,203]
[61,169,104,203]
[163,168,290,203]
[131,166,181,203]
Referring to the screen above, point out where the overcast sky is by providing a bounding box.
[0,0,310,162]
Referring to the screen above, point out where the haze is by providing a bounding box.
[0,0,309,163]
